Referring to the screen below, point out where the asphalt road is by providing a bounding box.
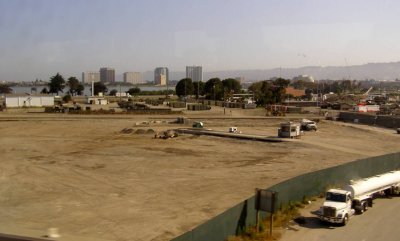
[281,196,400,241]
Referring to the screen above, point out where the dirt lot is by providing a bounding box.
[0,108,399,241]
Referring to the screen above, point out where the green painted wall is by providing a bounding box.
[171,152,400,241]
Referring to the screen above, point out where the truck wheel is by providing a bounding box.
[363,202,368,212]
[342,214,349,226]
[368,199,373,207]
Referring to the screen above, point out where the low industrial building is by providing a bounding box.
[5,95,54,108]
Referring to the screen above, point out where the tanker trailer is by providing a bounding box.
[318,170,400,225]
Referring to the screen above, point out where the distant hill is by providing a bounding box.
[143,61,400,82]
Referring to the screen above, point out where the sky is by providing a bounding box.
[1,0,400,81]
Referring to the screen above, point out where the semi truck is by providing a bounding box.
[318,170,400,225]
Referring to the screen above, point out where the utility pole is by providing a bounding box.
[119,84,121,102]
[184,80,186,104]
[213,84,216,103]
[197,81,199,102]
[166,77,169,97]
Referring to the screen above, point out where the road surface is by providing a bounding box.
[281,196,400,241]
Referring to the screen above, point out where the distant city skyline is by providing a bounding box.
[2,1,400,81]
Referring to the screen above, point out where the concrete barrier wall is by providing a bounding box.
[339,112,400,129]
[171,152,400,241]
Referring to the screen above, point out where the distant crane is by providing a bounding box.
[364,87,373,96]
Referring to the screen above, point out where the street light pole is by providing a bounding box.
[213,84,216,104]
[119,84,121,102]
[184,80,186,104]
[197,81,199,102]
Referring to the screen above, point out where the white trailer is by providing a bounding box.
[278,122,301,138]
[318,170,400,225]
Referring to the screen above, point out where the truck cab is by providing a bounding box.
[318,189,355,225]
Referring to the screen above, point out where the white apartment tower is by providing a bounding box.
[82,71,100,84]
[186,66,203,82]
[123,72,144,84]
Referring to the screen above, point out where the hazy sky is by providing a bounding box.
[1,0,400,81]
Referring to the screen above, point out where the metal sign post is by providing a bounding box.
[255,189,277,235]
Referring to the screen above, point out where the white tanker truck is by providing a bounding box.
[318,170,400,225]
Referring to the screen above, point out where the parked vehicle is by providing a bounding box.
[192,121,204,128]
[300,119,317,131]
[318,171,400,225]
[229,127,238,133]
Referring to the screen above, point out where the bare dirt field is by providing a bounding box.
[0,108,399,241]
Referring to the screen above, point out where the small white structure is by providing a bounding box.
[278,122,301,138]
[115,92,131,97]
[354,105,380,112]
[87,97,108,105]
[5,96,54,108]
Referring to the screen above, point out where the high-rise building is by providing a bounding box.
[154,67,169,84]
[123,72,144,84]
[100,67,115,83]
[154,74,167,86]
[186,66,203,82]
[82,71,100,84]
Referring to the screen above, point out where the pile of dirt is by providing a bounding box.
[120,128,134,134]
[154,129,179,139]
[121,128,156,135]
[135,129,147,134]
[146,129,156,134]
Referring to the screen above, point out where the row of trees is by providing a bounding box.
[175,78,241,100]
[248,78,370,105]
[45,73,85,95]
[0,84,12,94]
[45,73,118,96]
[291,79,363,95]
[248,78,290,105]
[174,77,292,105]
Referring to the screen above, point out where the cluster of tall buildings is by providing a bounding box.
[81,65,204,86]
[152,65,203,85]
[82,67,144,85]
